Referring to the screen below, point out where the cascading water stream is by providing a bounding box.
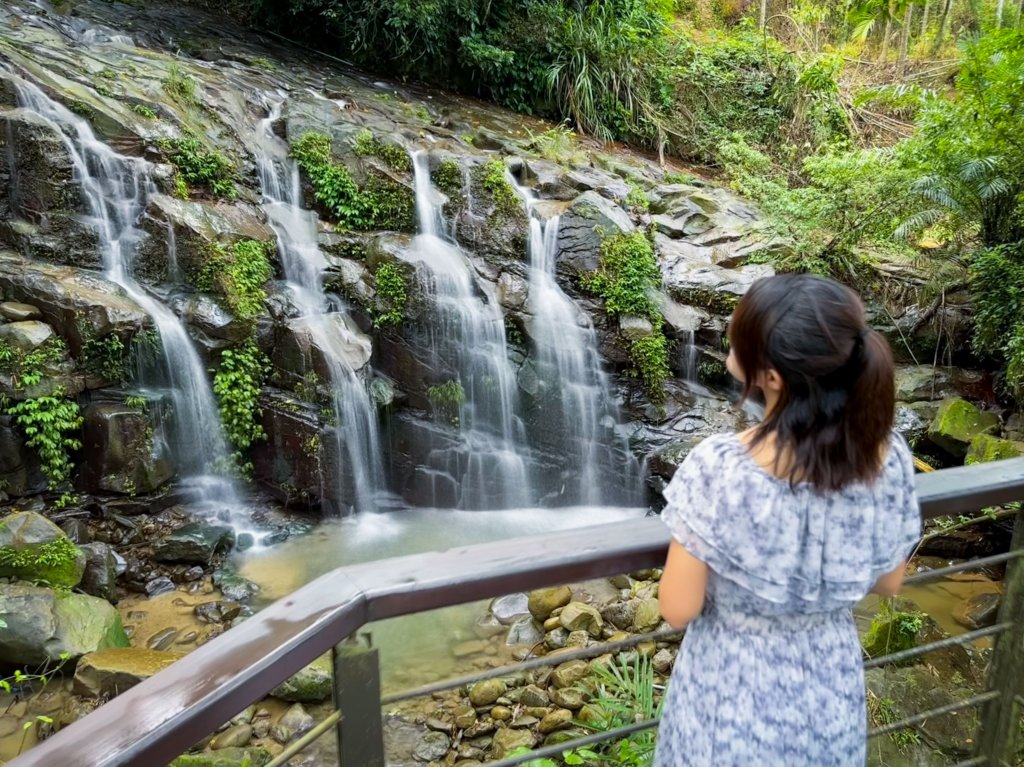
[510,178,642,506]
[407,152,531,509]
[11,73,240,511]
[254,103,385,513]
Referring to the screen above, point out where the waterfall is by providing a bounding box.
[680,329,699,383]
[407,152,531,509]
[254,104,385,513]
[11,74,240,511]
[507,179,641,506]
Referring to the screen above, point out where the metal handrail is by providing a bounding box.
[8,457,1024,767]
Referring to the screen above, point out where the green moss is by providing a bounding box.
[965,434,1023,465]
[432,160,463,200]
[213,339,269,478]
[0,536,83,588]
[169,747,272,767]
[195,240,273,323]
[927,398,1000,456]
[479,159,521,218]
[162,63,198,106]
[630,335,670,404]
[373,262,408,328]
[861,607,924,659]
[351,128,412,173]
[624,181,650,212]
[668,285,739,316]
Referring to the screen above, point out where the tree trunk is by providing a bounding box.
[996,0,1006,25]
[900,4,914,61]
[920,0,930,37]
[933,0,953,53]
[880,1,894,60]
[760,0,768,28]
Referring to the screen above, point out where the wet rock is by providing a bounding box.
[453,639,490,657]
[271,703,315,744]
[0,302,42,321]
[212,565,260,603]
[0,320,54,350]
[82,403,175,495]
[490,593,531,625]
[145,576,176,597]
[528,585,572,620]
[414,731,451,762]
[895,366,954,403]
[472,614,507,639]
[632,598,662,632]
[497,272,528,310]
[965,434,1023,465]
[662,259,774,316]
[506,616,543,647]
[193,600,241,624]
[550,688,585,710]
[60,519,91,545]
[538,709,573,734]
[556,191,634,278]
[170,294,251,349]
[652,648,675,675]
[559,602,603,637]
[469,678,507,707]
[489,728,537,759]
[147,627,179,651]
[0,584,129,666]
[271,654,333,702]
[927,398,1000,458]
[210,724,253,750]
[79,542,118,602]
[551,659,589,688]
[271,313,372,383]
[0,511,85,587]
[154,523,235,564]
[0,415,46,496]
[601,599,639,630]
[954,593,1001,630]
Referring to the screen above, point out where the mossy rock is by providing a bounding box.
[926,398,999,458]
[965,433,1023,465]
[270,653,332,702]
[861,608,924,660]
[0,511,86,588]
[169,747,272,767]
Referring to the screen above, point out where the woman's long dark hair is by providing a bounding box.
[729,274,895,491]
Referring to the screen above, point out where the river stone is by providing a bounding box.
[0,585,129,666]
[965,434,1024,465]
[82,403,174,495]
[154,523,235,564]
[528,585,572,620]
[79,542,118,602]
[538,709,574,735]
[490,593,530,625]
[954,593,1001,630]
[506,616,543,647]
[0,302,42,321]
[147,627,179,651]
[468,679,506,707]
[489,728,537,759]
[601,599,638,630]
[520,685,549,708]
[168,747,272,767]
[558,602,603,637]
[414,731,451,761]
[550,688,585,710]
[210,725,253,750]
[271,703,315,744]
[551,659,589,689]
[895,366,954,403]
[0,320,54,350]
[926,398,1000,457]
[633,598,662,632]
[545,627,568,650]
[652,648,676,675]
[145,576,176,597]
[454,705,477,730]
[0,511,85,588]
[271,654,333,702]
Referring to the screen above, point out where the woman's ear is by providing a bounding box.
[761,368,784,394]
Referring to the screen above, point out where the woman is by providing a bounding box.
[654,274,921,766]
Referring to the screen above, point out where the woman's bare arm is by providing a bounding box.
[871,561,907,597]
[658,540,709,629]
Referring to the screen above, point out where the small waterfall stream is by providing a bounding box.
[254,104,385,513]
[407,152,531,509]
[11,74,240,511]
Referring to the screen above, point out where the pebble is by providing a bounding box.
[468,679,506,707]
[146,627,179,651]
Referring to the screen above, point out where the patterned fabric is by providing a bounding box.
[654,432,921,767]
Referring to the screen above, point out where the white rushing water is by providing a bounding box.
[510,177,642,506]
[254,102,385,513]
[407,152,531,509]
[12,74,241,512]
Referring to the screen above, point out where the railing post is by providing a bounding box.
[975,507,1024,766]
[332,641,385,767]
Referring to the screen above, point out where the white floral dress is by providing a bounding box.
[654,432,921,766]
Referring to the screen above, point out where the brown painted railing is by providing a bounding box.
[8,457,1024,767]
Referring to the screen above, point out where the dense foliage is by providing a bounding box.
[7,392,83,502]
[212,340,270,477]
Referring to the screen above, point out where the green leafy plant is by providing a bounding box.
[0,337,66,390]
[7,391,83,494]
[79,332,128,382]
[195,240,273,323]
[525,123,582,162]
[212,340,269,478]
[624,181,650,212]
[478,159,521,218]
[162,62,198,105]
[156,137,237,199]
[968,244,1024,398]
[373,262,407,328]
[426,380,464,427]
[351,128,412,172]
[131,103,157,119]
[432,159,464,202]
[124,394,148,411]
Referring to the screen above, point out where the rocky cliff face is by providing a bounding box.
[0,0,1003,516]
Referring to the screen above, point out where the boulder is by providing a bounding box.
[965,434,1023,465]
[0,415,47,496]
[633,598,662,632]
[490,593,531,625]
[270,654,333,702]
[926,399,1000,458]
[556,191,634,277]
[79,542,118,602]
[497,272,528,310]
[270,314,372,384]
[250,392,326,508]
[81,403,174,495]
[0,301,43,321]
[895,366,954,403]
[73,648,184,697]
[0,253,148,354]
[413,731,451,762]
[954,593,1001,630]
[0,585,129,665]
[170,294,251,350]
[0,320,54,350]
[0,511,85,587]
[153,523,235,564]
[137,195,274,284]
[661,259,773,316]
[528,586,572,620]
